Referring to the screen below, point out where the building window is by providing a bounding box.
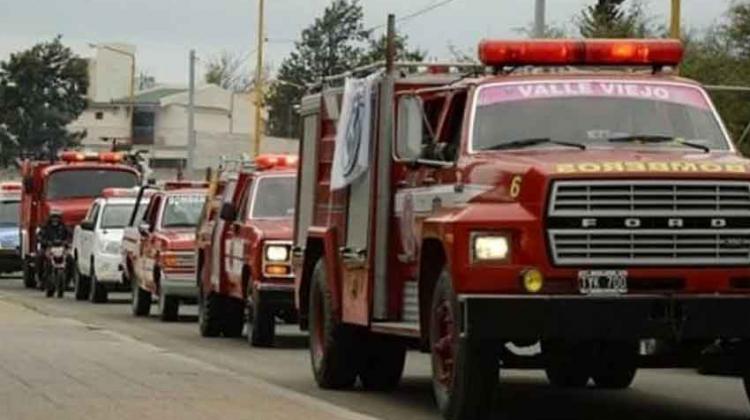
[132,109,155,145]
[150,158,186,169]
[95,111,104,120]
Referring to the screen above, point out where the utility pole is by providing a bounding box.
[386,14,396,74]
[534,0,546,38]
[670,0,682,39]
[187,49,196,177]
[253,0,266,157]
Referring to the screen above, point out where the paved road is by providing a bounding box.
[0,276,749,420]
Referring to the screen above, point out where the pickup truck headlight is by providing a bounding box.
[100,240,121,255]
[265,245,290,262]
[472,234,510,263]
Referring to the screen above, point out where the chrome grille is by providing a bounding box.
[550,181,750,216]
[548,181,750,266]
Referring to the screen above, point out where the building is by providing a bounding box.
[69,43,297,179]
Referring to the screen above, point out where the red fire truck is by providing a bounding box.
[293,38,750,419]
[20,151,140,288]
[197,155,297,346]
[122,182,207,321]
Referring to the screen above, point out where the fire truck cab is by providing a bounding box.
[197,154,297,347]
[122,182,207,321]
[20,151,140,289]
[294,39,750,419]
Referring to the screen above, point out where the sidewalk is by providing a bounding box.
[0,297,375,420]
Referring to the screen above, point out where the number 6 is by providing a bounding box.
[510,176,523,198]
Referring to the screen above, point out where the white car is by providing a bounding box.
[72,190,145,303]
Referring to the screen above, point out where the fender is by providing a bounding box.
[296,226,341,329]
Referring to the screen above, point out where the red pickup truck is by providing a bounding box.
[197,155,297,346]
[122,183,207,321]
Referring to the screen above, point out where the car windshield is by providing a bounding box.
[162,194,206,228]
[472,81,729,152]
[100,203,142,229]
[0,200,19,226]
[46,170,138,200]
[251,176,296,219]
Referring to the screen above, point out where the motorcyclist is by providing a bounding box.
[37,210,72,286]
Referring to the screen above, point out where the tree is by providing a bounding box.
[204,51,252,92]
[577,0,652,38]
[266,0,426,138]
[359,33,426,66]
[0,36,88,164]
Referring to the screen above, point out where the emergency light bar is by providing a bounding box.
[59,151,125,163]
[101,187,145,198]
[0,182,22,192]
[255,154,299,170]
[478,39,684,68]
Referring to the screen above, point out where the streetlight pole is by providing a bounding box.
[534,0,546,38]
[253,0,266,157]
[187,50,196,176]
[90,44,136,141]
[670,0,682,39]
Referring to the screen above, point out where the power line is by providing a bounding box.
[366,0,457,33]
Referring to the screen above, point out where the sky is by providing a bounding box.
[0,0,734,84]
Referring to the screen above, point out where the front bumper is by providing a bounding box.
[461,294,750,341]
[94,253,122,283]
[0,248,21,272]
[161,272,198,298]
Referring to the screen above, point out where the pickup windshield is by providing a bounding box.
[162,194,206,228]
[101,203,143,229]
[251,176,296,219]
[0,200,19,226]
[46,170,138,200]
[472,81,729,152]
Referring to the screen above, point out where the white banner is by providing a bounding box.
[330,72,380,191]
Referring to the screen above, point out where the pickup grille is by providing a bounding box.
[548,180,750,266]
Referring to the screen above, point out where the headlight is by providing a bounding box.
[101,240,121,255]
[265,245,290,262]
[472,234,510,262]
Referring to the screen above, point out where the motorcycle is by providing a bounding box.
[45,240,68,299]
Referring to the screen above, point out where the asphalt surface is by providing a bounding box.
[1,275,749,420]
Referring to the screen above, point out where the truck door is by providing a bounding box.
[138,195,162,287]
[226,179,252,287]
[212,177,238,291]
[78,202,100,274]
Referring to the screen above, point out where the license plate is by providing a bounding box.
[578,270,628,295]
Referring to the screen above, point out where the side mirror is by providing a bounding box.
[80,221,95,231]
[138,222,150,236]
[396,96,425,161]
[220,203,237,222]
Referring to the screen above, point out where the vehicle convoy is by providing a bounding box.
[0,182,22,274]
[197,155,298,346]
[293,38,750,419]
[122,182,207,321]
[20,151,140,289]
[72,188,148,303]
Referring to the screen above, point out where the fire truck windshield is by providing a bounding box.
[472,81,730,152]
[46,170,138,200]
[0,200,19,226]
[251,176,295,219]
[162,195,206,228]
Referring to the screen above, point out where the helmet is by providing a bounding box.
[49,209,63,218]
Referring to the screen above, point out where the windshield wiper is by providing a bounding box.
[485,138,586,151]
[608,135,710,153]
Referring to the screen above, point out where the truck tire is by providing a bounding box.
[158,286,179,322]
[73,265,90,301]
[543,340,593,388]
[89,266,108,304]
[22,259,36,289]
[198,287,223,337]
[430,270,498,420]
[248,294,275,347]
[359,334,407,391]
[308,258,361,389]
[591,341,638,389]
[223,297,244,338]
[131,281,152,317]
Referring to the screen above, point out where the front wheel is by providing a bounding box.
[543,340,593,388]
[591,341,638,389]
[359,334,407,391]
[131,279,152,317]
[55,271,64,298]
[308,258,361,389]
[90,266,108,304]
[248,292,275,347]
[73,263,90,301]
[430,270,498,420]
[22,259,36,289]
